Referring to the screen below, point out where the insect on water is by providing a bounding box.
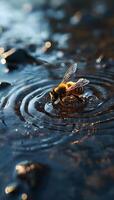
[50,64,90,105]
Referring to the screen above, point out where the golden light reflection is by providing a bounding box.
[5,186,13,194]
[15,162,41,175]
[5,183,17,194]
[15,164,26,175]
[0,47,4,54]
[21,193,28,200]
[0,47,15,65]
[42,41,52,52]
[45,41,52,48]
[1,48,16,58]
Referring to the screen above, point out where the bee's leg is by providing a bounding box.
[59,96,64,105]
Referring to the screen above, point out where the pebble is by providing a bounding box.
[0,81,11,90]
[15,160,44,176]
[5,182,18,195]
[21,193,28,200]
[15,160,48,187]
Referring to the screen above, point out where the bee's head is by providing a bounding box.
[50,89,59,103]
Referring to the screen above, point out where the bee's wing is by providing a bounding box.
[67,78,89,91]
[62,63,78,83]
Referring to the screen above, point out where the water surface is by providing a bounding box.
[0,0,114,199]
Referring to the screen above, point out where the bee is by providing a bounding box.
[50,63,90,105]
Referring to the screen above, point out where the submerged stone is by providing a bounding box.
[15,160,48,187]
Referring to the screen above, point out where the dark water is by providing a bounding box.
[0,0,114,199]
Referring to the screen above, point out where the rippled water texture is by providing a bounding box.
[0,0,114,199]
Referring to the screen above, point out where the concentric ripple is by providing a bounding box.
[1,68,114,152]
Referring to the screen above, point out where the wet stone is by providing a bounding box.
[5,49,31,71]
[0,81,11,90]
[21,193,28,200]
[15,160,48,187]
[6,48,46,71]
[5,182,19,195]
[6,49,39,65]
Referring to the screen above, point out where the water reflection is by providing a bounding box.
[0,0,114,200]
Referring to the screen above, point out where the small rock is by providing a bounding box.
[15,160,48,187]
[21,193,28,200]
[0,81,11,90]
[6,48,47,71]
[6,49,35,64]
[5,182,19,195]
[15,160,44,175]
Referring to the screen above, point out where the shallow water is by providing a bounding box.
[0,0,114,199]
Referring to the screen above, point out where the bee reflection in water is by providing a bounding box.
[50,63,90,110]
